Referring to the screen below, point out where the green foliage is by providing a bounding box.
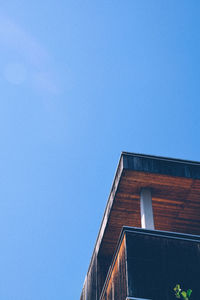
[174,284,192,300]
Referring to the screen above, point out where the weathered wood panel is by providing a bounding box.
[80,254,97,300]
[97,255,112,299]
[100,235,127,300]
[99,168,200,259]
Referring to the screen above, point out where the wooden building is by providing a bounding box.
[80,152,200,300]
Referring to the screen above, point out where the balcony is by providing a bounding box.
[99,227,200,300]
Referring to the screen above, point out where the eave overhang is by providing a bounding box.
[95,152,200,260]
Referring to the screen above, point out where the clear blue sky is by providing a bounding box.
[1,1,200,299]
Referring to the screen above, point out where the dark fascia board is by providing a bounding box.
[122,152,200,179]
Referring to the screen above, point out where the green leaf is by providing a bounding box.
[174,284,181,296]
[173,284,192,300]
[181,291,187,299]
[174,284,181,292]
[186,289,192,298]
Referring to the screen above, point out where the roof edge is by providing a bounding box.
[122,152,200,166]
[122,152,200,179]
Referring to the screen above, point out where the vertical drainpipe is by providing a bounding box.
[140,188,155,230]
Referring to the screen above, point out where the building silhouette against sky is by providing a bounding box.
[80,152,200,300]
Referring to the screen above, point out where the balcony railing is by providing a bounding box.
[99,227,200,300]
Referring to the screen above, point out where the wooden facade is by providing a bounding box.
[100,235,127,300]
[80,153,200,300]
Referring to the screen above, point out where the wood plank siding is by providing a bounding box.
[80,153,200,300]
[100,235,127,300]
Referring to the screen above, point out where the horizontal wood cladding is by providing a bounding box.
[98,169,200,258]
[119,170,200,234]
